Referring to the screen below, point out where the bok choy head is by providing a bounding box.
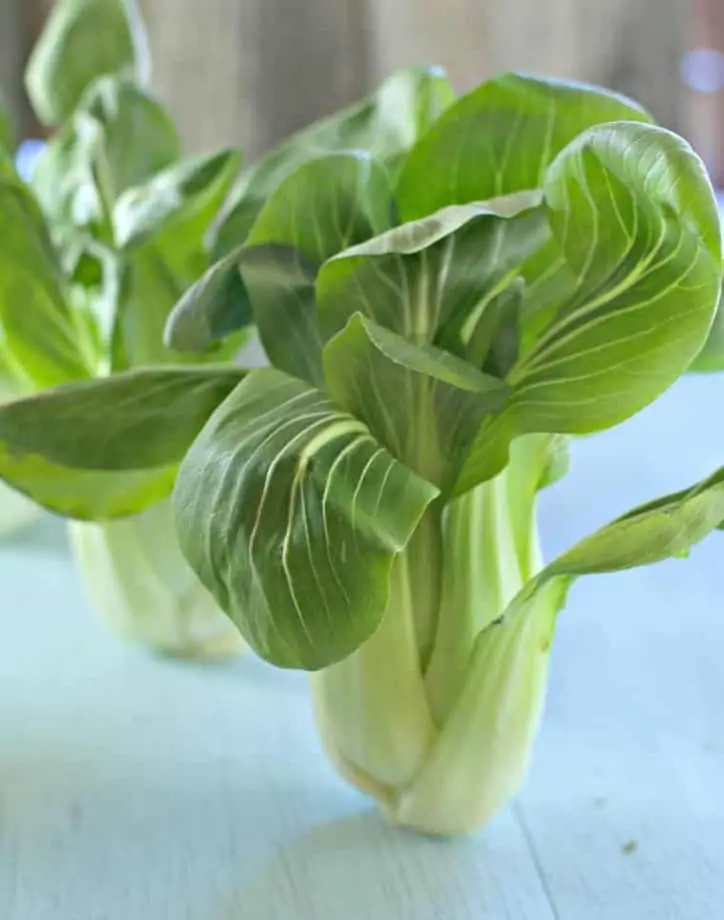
[166,73,724,833]
[0,0,244,504]
[0,0,246,653]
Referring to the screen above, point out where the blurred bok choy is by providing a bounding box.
[0,0,244,656]
[0,93,37,537]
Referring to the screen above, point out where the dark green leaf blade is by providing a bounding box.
[212,65,455,258]
[323,314,509,492]
[0,365,247,469]
[112,149,242,367]
[690,283,724,372]
[397,71,653,221]
[174,367,439,669]
[30,112,109,242]
[513,123,721,427]
[0,176,91,387]
[554,466,724,575]
[0,365,246,519]
[476,463,724,677]
[457,123,722,494]
[237,151,394,384]
[316,200,548,349]
[25,0,150,126]
[164,245,253,352]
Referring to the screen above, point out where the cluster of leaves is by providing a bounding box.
[169,74,724,670]
[0,5,722,680]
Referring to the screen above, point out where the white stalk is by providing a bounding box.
[312,546,437,792]
[69,498,243,658]
[311,441,557,835]
[424,471,523,726]
[389,577,561,835]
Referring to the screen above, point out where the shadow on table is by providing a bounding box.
[0,511,69,555]
[218,808,524,920]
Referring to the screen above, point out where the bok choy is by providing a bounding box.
[167,73,724,833]
[1,65,722,833]
[0,0,243,656]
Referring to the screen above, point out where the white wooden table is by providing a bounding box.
[1,374,723,920]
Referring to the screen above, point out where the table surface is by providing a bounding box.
[1,374,723,920]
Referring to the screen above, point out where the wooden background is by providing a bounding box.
[0,0,702,157]
[140,0,690,156]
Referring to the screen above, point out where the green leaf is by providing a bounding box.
[464,279,524,375]
[690,283,724,372]
[174,367,439,669]
[472,462,724,654]
[0,365,246,519]
[537,433,570,490]
[31,75,180,247]
[515,123,720,426]
[316,200,547,349]
[112,247,248,372]
[63,237,124,372]
[78,74,180,199]
[163,245,253,353]
[212,66,455,258]
[323,314,509,492]
[555,466,724,574]
[0,175,91,387]
[397,71,653,221]
[457,123,722,493]
[111,149,241,366]
[112,246,186,368]
[236,152,394,384]
[113,149,241,251]
[25,0,150,126]
[30,113,108,242]
[0,462,176,522]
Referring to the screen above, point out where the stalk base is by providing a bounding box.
[69,500,243,659]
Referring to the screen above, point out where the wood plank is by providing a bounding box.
[0,521,553,919]
[368,0,687,128]
[143,0,370,157]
